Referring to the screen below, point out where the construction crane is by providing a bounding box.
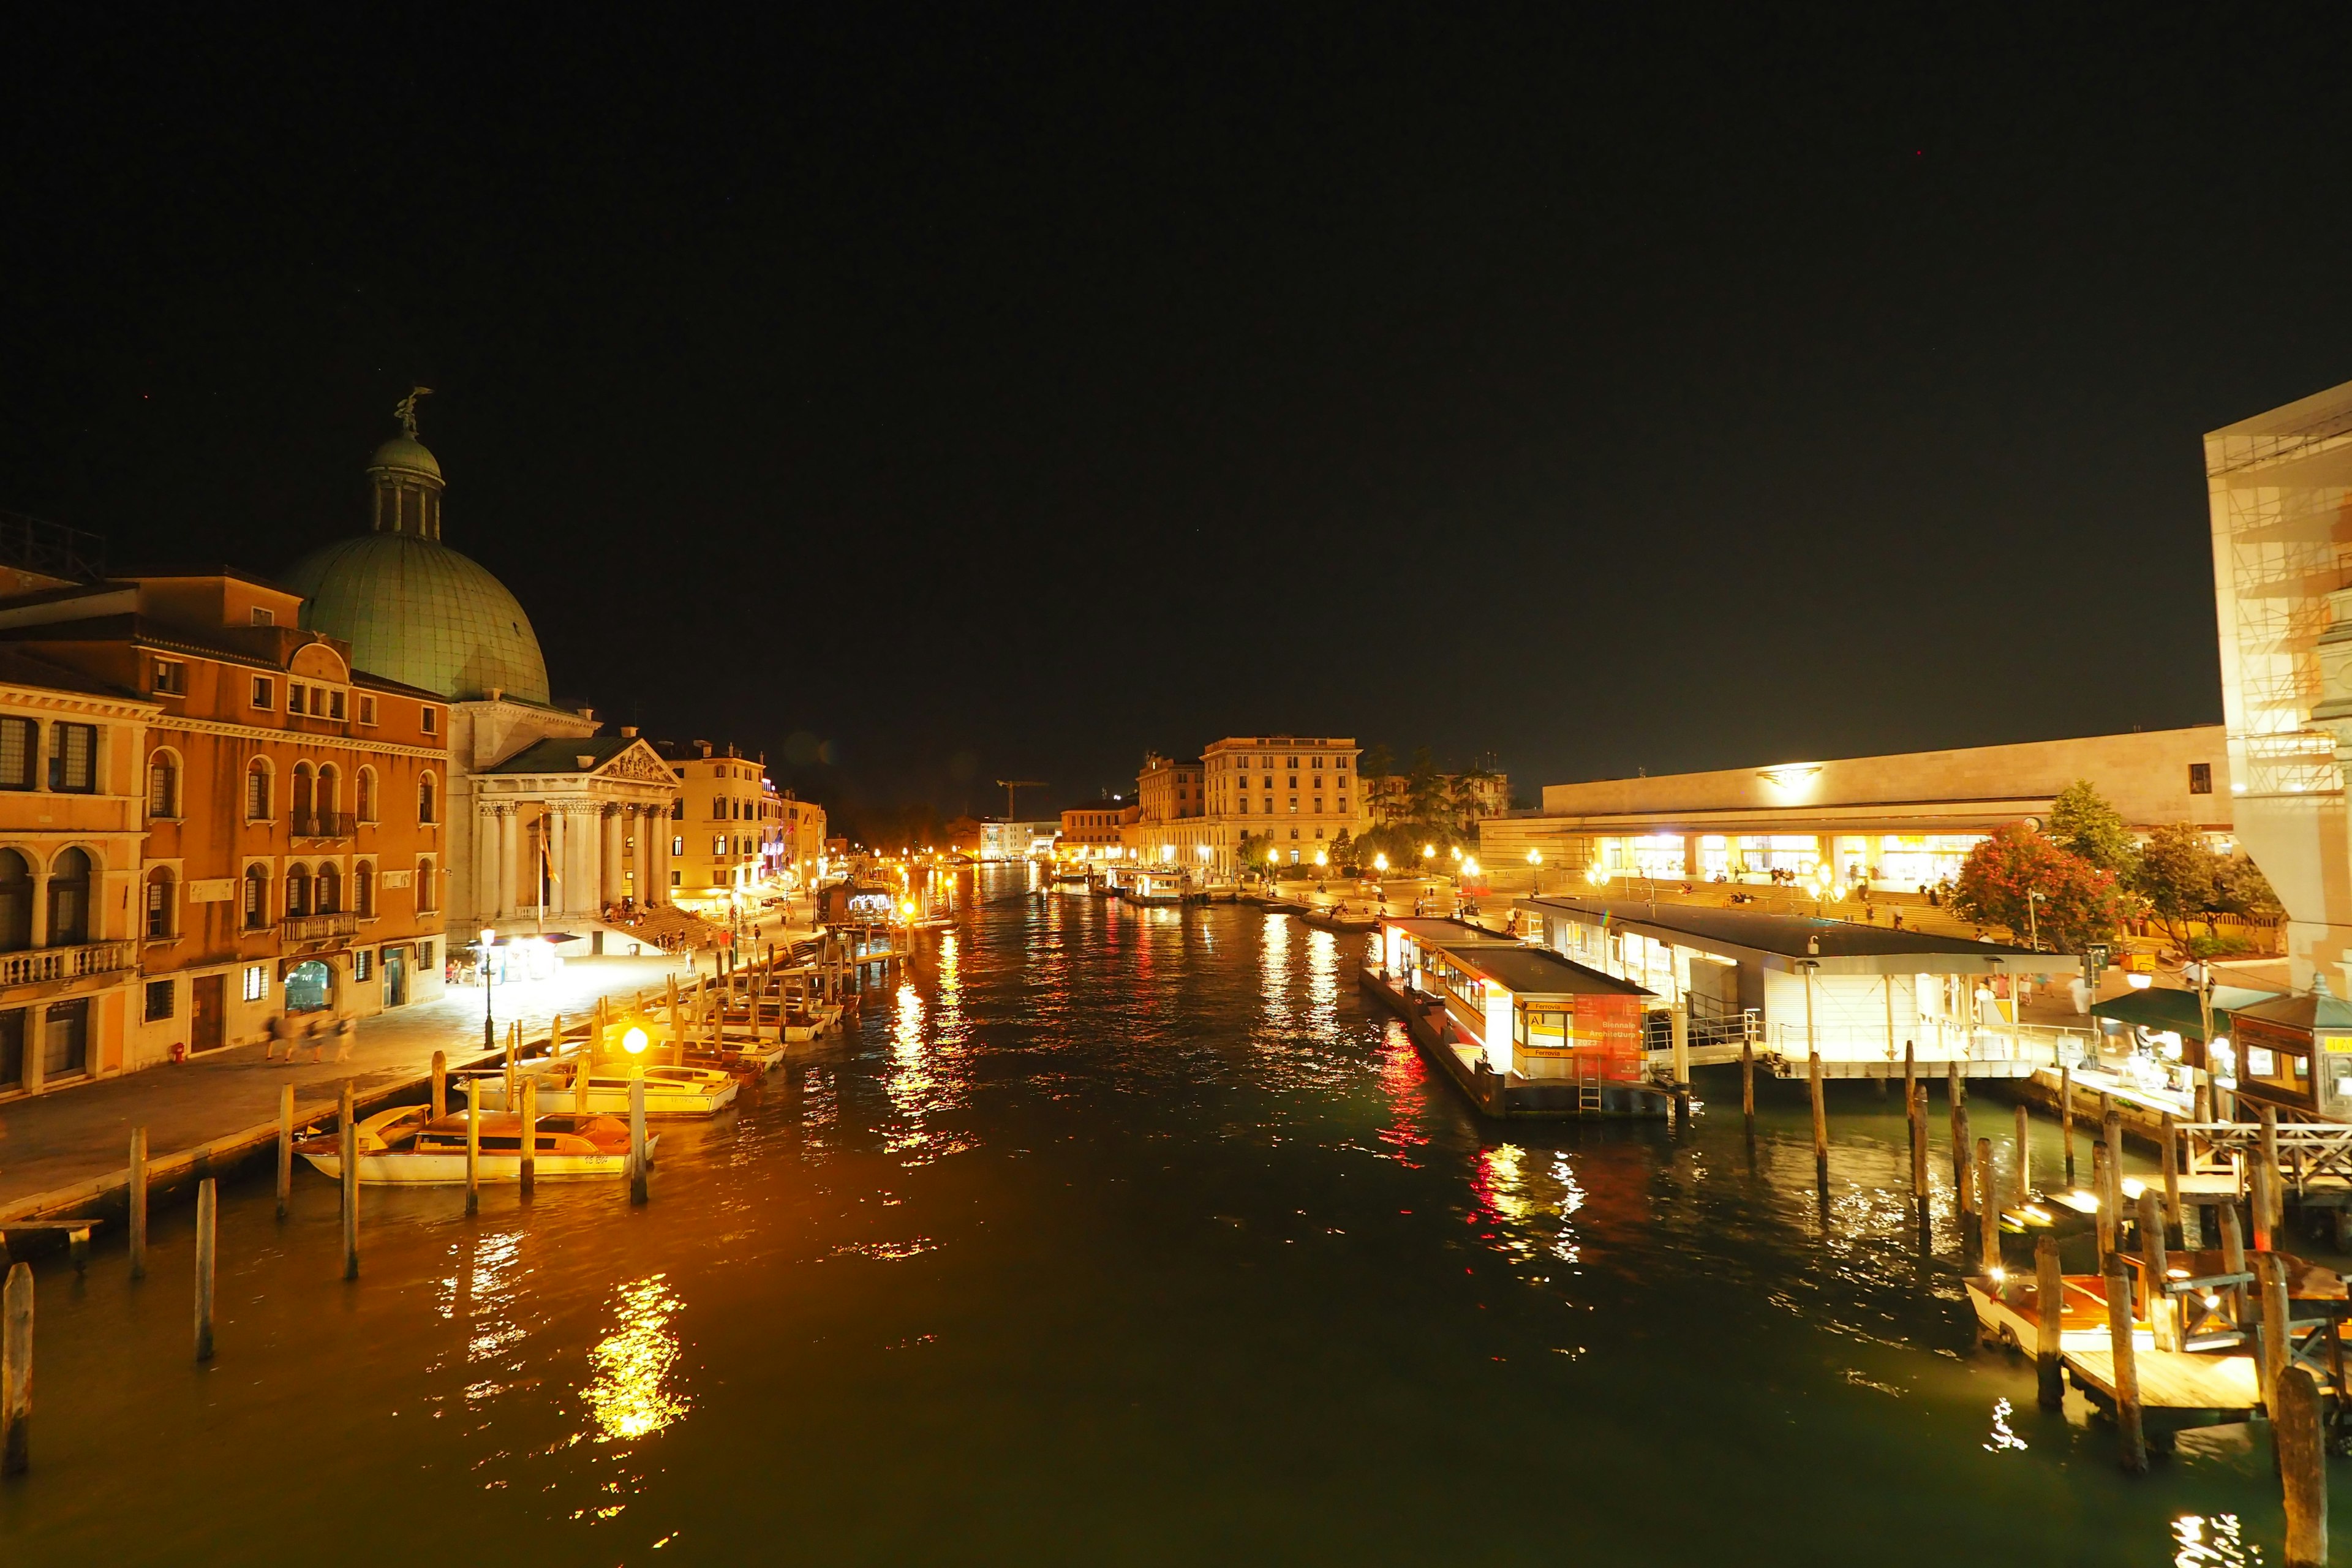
[996,779,1046,820]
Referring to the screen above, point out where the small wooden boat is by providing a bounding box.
[297,1105,646,1185]
[475,1060,741,1117]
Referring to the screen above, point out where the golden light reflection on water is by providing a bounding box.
[1305,927,1336,1025]
[2171,1513,2248,1566]
[1261,914,1291,1028]
[583,1275,688,1444]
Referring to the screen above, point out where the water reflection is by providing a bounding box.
[2171,1514,2249,1567]
[1261,913,1290,1030]
[582,1274,688,1443]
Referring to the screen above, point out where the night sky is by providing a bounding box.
[6,10,2351,830]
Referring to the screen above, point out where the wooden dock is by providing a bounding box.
[2065,1348,2265,1437]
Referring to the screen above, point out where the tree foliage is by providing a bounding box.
[2214,854,2283,919]
[1951,823,2133,953]
[2133,823,2217,943]
[2049,780,2138,877]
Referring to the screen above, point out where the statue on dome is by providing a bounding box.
[393,385,434,439]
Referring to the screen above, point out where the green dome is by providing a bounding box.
[280,532,550,704]
[366,435,443,483]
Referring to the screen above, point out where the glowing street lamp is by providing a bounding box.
[1373,853,1389,873]
[1527,846,1543,894]
[622,1024,649,1055]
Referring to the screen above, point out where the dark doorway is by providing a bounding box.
[383,946,407,1007]
[190,974,224,1053]
[0,1008,22,1088]
[41,998,87,1079]
[285,959,332,1014]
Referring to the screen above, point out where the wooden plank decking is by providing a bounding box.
[2065,1349,2263,1415]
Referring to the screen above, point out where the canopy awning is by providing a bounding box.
[2089,985,2279,1040]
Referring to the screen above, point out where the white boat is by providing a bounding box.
[296,1105,647,1185]
[472,1058,741,1117]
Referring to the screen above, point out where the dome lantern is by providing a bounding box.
[368,386,446,540]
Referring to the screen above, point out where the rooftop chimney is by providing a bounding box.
[620,725,639,739]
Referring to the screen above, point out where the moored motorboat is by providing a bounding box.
[296,1104,646,1185]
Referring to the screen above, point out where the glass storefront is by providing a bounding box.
[1873,834,1983,890]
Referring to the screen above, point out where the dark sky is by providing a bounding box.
[6,9,2351,826]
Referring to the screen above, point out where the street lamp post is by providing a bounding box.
[480,925,498,1048]
[1527,846,1543,896]
[2026,889,2045,952]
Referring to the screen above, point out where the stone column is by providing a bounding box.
[545,805,569,917]
[27,865,47,949]
[495,805,518,920]
[569,802,598,916]
[652,809,672,903]
[477,803,502,925]
[601,805,625,907]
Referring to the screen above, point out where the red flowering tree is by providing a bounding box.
[1950,823,2133,953]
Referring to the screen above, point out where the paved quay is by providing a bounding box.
[0,935,813,1225]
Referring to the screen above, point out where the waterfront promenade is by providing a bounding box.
[0,908,813,1222]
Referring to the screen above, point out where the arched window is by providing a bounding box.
[285,864,311,919]
[356,767,379,824]
[245,759,270,821]
[47,848,91,946]
[418,772,437,824]
[145,867,175,940]
[317,763,340,818]
[242,864,269,930]
[354,861,375,919]
[146,751,179,818]
[290,762,315,829]
[0,851,29,952]
[416,858,438,912]
[316,862,341,915]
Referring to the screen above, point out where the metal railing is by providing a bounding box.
[288,811,357,839]
[0,940,137,988]
[282,912,358,941]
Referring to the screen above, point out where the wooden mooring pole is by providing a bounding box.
[431,1049,447,1121]
[2103,1108,2125,1253]
[2260,1253,2290,1419]
[2139,1186,2172,1351]
[2222,1199,2248,1332]
[2034,1234,2064,1410]
[276,1085,294,1220]
[1909,1083,1928,1207]
[2104,1253,2147,1472]
[1740,1038,1754,1133]
[1948,1063,1969,1213]
[339,1081,359,1281]
[464,1077,481,1215]
[1977,1137,1998,1264]
[1807,1050,1827,1191]
[518,1075,537,1196]
[194,1178,216,1362]
[2059,1061,2075,1185]
[2278,1365,2330,1568]
[2161,1112,2183,1239]
[2252,1158,2275,1254]
[2015,1102,2030,1199]
[1,1263,29,1474]
[2260,1104,2284,1243]
[1902,1040,1916,1156]
[127,1126,148,1281]
[2092,1142,2112,1265]
[628,1076,650,1207]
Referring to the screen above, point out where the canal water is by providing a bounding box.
[0,867,2329,1564]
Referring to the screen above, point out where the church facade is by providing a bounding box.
[280,399,682,942]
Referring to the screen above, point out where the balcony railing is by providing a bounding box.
[282,911,360,942]
[0,940,137,989]
[288,812,358,840]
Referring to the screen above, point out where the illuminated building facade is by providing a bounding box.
[1483,728,2231,892]
[2209,379,2352,990]
[0,565,456,1059]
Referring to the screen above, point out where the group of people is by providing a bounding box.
[262,1011,356,1065]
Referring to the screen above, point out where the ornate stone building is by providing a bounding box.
[279,398,679,940]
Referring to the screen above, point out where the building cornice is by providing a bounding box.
[151,714,446,761]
